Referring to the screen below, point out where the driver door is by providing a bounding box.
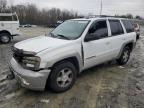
[83,20,113,69]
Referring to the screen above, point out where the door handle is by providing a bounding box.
[106,42,110,45]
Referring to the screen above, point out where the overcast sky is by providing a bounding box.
[9,0,144,17]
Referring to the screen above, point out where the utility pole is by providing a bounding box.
[10,0,14,13]
[100,0,103,16]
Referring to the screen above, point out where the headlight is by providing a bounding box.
[22,56,41,71]
[23,51,36,56]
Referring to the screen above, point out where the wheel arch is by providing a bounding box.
[0,30,11,35]
[117,40,135,58]
[125,42,134,52]
[45,56,80,90]
[50,56,80,74]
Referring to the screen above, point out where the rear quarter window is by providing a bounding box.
[122,20,134,33]
[109,20,124,36]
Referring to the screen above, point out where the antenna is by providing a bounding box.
[100,0,103,16]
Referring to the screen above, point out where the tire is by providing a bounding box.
[0,33,11,44]
[136,34,140,40]
[117,46,131,65]
[48,61,77,93]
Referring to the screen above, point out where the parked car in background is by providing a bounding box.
[133,23,140,40]
[10,17,136,92]
[56,20,63,26]
[19,25,24,28]
[48,21,63,28]
[20,24,36,28]
[0,12,20,44]
[24,24,32,27]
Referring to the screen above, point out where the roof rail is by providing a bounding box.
[100,15,118,17]
[85,15,124,19]
[85,15,100,19]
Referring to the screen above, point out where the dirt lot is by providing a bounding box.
[0,26,144,108]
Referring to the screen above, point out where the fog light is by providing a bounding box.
[26,64,34,68]
[21,78,30,86]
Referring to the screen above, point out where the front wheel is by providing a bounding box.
[48,61,77,93]
[0,33,11,44]
[117,46,131,65]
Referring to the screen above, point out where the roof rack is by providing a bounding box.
[100,15,119,17]
[85,15,123,19]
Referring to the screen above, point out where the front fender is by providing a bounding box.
[37,43,83,71]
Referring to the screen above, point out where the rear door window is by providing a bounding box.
[109,20,124,36]
[122,20,134,33]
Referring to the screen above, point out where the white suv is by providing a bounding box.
[9,17,136,92]
[0,13,20,44]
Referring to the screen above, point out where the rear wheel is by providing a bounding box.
[48,61,77,93]
[0,33,11,44]
[117,46,131,65]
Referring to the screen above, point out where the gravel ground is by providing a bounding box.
[0,26,144,108]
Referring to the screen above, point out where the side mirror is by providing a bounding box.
[84,34,99,42]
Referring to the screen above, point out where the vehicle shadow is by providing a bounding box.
[78,60,118,78]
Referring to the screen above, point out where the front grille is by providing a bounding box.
[12,47,40,71]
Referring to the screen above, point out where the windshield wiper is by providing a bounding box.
[57,34,70,40]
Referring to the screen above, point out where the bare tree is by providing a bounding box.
[0,0,7,12]
[0,0,81,25]
[1,0,140,26]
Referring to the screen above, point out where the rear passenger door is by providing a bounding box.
[108,19,125,58]
[83,20,113,69]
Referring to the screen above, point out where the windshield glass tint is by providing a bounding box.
[51,20,89,39]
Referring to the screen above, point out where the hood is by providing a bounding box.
[14,36,71,53]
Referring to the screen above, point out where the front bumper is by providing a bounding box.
[9,57,51,91]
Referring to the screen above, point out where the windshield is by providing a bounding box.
[51,20,89,40]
